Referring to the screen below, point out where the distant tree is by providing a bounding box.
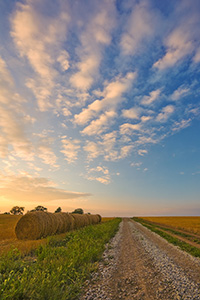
[10,206,24,215]
[72,208,84,214]
[55,207,62,213]
[31,205,47,212]
[4,212,10,215]
[87,212,91,215]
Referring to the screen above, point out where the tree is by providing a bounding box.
[72,208,84,214]
[10,206,24,215]
[55,207,62,213]
[31,205,47,212]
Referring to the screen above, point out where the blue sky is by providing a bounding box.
[0,0,200,216]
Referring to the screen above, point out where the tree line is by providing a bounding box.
[4,206,85,215]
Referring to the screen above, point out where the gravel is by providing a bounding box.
[81,219,200,300]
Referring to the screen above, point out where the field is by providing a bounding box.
[133,217,200,257]
[0,214,121,299]
[140,216,200,235]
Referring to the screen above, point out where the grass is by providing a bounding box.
[0,218,121,300]
[133,217,200,258]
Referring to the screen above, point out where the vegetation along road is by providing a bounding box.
[82,218,200,300]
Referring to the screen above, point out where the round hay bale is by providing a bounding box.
[15,211,76,240]
[85,214,92,225]
[15,211,50,240]
[57,213,74,233]
[89,215,100,224]
[70,214,89,229]
[96,214,102,223]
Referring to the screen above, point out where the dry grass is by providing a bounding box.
[141,217,200,235]
[101,217,116,223]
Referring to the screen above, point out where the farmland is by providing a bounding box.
[139,216,200,235]
[133,217,200,257]
[0,215,121,299]
[1,215,200,299]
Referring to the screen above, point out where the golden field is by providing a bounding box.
[141,217,200,235]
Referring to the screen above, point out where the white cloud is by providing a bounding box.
[120,123,141,135]
[85,165,111,185]
[0,56,34,160]
[81,111,117,136]
[156,105,175,122]
[74,72,137,125]
[83,141,102,160]
[122,107,141,119]
[131,162,142,167]
[153,7,200,70]
[138,149,148,156]
[172,119,191,132]
[11,0,70,110]
[120,1,158,55]
[141,89,161,105]
[57,50,70,71]
[171,86,190,101]
[61,138,80,163]
[70,0,116,91]
[141,115,152,122]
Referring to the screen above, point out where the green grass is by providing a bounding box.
[133,217,200,258]
[0,218,121,300]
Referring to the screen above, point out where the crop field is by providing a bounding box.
[133,217,200,258]
[0,216,121,299]
[140,216,200,235]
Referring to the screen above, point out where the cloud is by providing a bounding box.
[61,138,81,163]
[122,107,141,119]
[85,165,111,185]
[120,123,141,135]
[74,72,137,125]
[0,174,90,202]
[120,1,158,55]
[138,149,148,156]
[81,110,117,136]
[70,0,116,91]
[141,89,161,105]
[153,5,200,70]
[0,56,33,160]
[170,85,190,101]
[156,105,175,122]
[172,119,191,132]
[11,0,70,110]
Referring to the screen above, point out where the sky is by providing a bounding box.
[0,0,200,216]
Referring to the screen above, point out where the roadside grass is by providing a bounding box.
[133,217,200,258]
[0,218,121,300]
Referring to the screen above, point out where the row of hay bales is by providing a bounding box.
[15,212,101,240]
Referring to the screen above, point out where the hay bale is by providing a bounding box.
[15,212,75,240]
[97,214,102,223]
[15,211,101,240]
[71,214,90,229]
[15,211,50,240]
[89,215,100,224]
[56,212,74,233]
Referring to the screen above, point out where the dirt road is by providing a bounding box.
[82,218,200,300]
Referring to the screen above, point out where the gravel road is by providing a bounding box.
[81,218,200,300]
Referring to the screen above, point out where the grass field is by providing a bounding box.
[0,217,121,299]
[140,217,200,235]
